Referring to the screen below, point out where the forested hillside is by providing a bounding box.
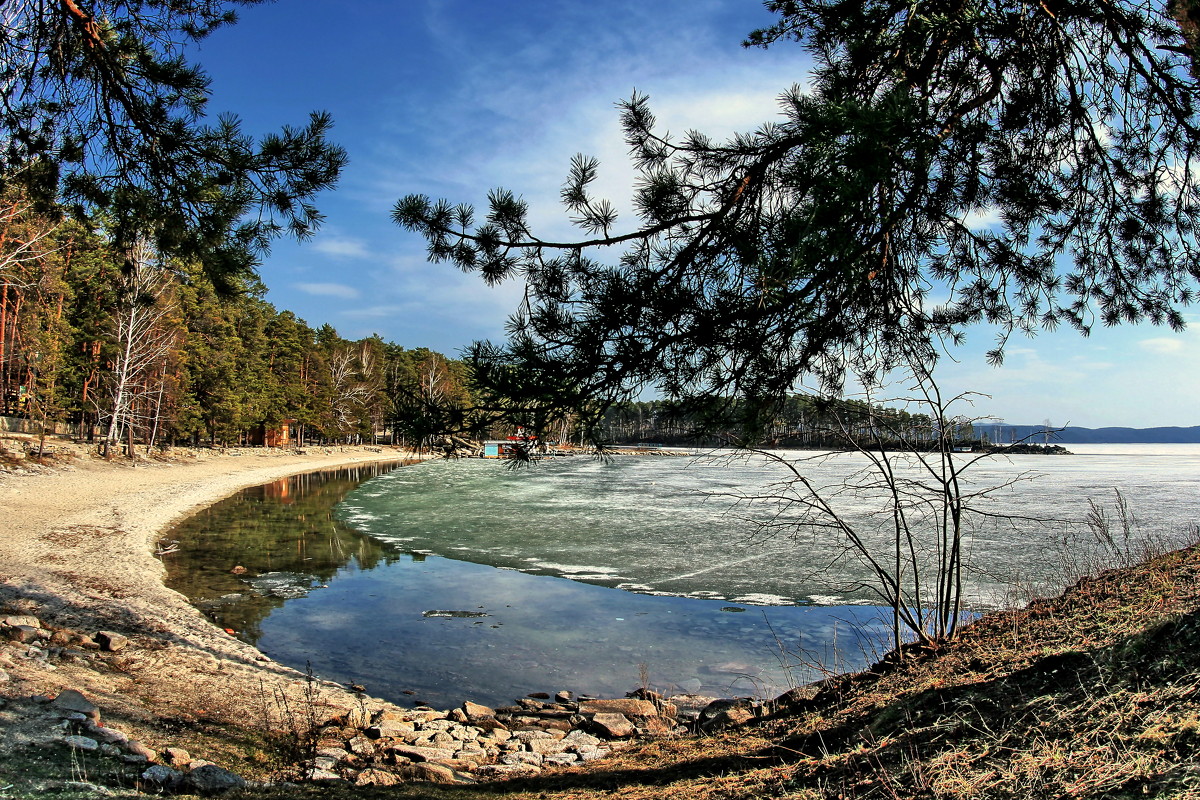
[0,191,475,453]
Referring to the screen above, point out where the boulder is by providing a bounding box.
[94,631,128,652]
[52,689,101,724]
[579,698,657,717]
[185,764,245,794]
[126,739,157,762]
[525,737,570,755]
[590,713,635,738]
[699,698,757,731]
[354,768,400,786]
[6,625,43,643]
[462,700,495,719]
[162,747,192,768]
[414,762,474,784]
[61,735,99,752]
[388,744,456,763]
[141,765,184,791]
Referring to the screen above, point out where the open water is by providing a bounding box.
[164,444,1200,709]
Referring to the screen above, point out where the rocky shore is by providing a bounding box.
[1,603,769,794]
[0,443,770,795]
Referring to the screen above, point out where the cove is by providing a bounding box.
[163,461,890,709]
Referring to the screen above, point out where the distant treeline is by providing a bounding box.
[595,396,980,449]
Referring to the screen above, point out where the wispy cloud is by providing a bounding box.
[294,282,361,300]
[312,234,371,259]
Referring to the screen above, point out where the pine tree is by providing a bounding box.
[0,1,346,290]
[395,0,1200,440]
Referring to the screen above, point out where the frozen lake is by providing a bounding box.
[165,444,1200,708]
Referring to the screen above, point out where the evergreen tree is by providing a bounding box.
[395,0,1200,440]
[0,1,346,290]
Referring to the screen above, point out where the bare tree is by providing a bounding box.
[730,363,1044,651]
[101,240,178,458]
[325,340,383,443]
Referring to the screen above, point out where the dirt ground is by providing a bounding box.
[0,441,428,774]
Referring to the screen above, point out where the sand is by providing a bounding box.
[0,445,426,739]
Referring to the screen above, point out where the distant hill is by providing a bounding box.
[980,424,1200,444]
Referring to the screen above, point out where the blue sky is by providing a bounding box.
[187,0,1200,429]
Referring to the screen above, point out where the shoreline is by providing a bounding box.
[0,446,429,748]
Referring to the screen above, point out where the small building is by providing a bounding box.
[249,419,296,448]
[483,433,539,458]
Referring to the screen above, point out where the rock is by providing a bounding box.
[475,763,541,778]
[347,734,376,757]
[388,744,456,763]
[590,713,635,738]
[126,739,157,762]
[311,755,340,772]
[141,765,184,790]
[414,761,475,784]
[463,700,496,719]
[52,689,101,723]
[94,631,128,652]
[90,726,129,747]
[62,735,99,751]
[1,615,41,629]
[579,698,657,717]
[502,751,544,767]
[575,744,608,761]
[451,749,488,766]
[315,746,349,762]
[372,708,409,723]
[555,690,573,703]
[162,747,192,768]
[526,737,570,755]
[700,698,757,731]
[365,721,409,739]
[421,718,457,731]
[472,716,509,733]
[6,625,43,643]
[304,767,342,781]
[185,764,245,794]
[543,752,579,767]
[0,669,9,683]
[563,729,603,747]
[354,768,400,786]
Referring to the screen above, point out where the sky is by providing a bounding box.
[184,0,1200,430]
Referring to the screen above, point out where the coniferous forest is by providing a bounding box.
[0,190,478,452]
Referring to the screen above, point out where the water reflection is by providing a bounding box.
[164,463,406,642]
[163,461,891,708]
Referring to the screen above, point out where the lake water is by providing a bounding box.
[164,444,1200,709]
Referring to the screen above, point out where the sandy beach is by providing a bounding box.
[0,446,425,742]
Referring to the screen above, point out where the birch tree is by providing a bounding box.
[101,240,179,457]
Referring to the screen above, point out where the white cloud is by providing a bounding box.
[963,206,1002,230]
[1139,337,1185,355]
[294,282,361,300]
[312,235,370,259]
